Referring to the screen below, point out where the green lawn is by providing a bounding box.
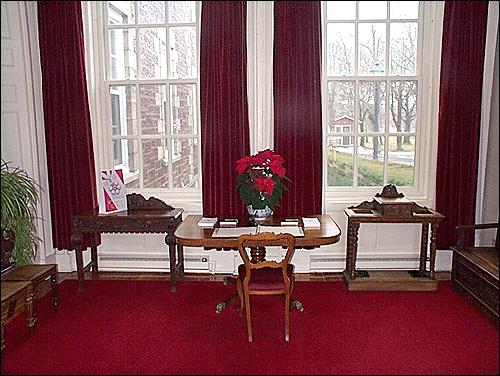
[327,149,414,187]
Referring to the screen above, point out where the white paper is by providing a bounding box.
[258,225,305,237]
[211,227,257,237]
[302,217,321,228]
[197,217,218,227]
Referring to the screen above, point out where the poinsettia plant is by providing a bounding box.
[235,149,290,210]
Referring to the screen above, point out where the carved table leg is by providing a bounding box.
[347,221,360,280]
[429,223,439,280]
[51,271,59,312]
[165,232,177,293]
[419,223,429,273]
[26,285,36,336]
[71,231,85,292]
[177,244,185,277]
[90,232,99,279]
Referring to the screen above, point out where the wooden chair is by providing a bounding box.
[451,222,499,321]
[236,232,296,342]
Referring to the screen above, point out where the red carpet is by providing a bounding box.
[1,279,498,375]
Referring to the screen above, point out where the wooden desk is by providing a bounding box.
[175,214,341,250]
[71,193,183,293]
[344,185,444,291]
[175,214,341,312]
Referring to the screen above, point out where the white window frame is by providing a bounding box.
[82,1,202,211]
[321,1,444,209]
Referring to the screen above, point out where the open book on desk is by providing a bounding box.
[212,225,304,238]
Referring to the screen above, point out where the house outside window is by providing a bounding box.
[323,1,426,193]
[104,1,200,190]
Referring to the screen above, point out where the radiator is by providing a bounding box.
[98,254,212,272]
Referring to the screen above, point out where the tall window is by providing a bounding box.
[105,1,200,189]
[324,1,421,190]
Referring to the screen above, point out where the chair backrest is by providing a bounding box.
[237,232,296,289]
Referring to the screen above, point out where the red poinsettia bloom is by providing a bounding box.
[254,177,276,195]
[235,156,253,174]
[267,158,286,177]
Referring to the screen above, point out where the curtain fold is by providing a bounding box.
[273,1,323,216]
[436,1,489,248]
[37,1,99,250]
[200,1,250,217]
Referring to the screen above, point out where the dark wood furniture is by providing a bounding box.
[1,281,35,353]
[2,264,58,316]
[344,184,444,291]
[236,232,296,342]
[175,214,341,312]
[71,193,183,292]
[451,223,499,322]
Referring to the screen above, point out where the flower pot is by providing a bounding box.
[247,205,273,223]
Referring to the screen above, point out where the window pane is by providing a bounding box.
[109,85,137,135]
[169,26,197,78]
[389,81,417,132]
[108,29,137,80]
[358,23,386,75]
[139,28,167,79]
[169,1,197,23]
[138,1,165,24]
[170,84,197,135]
[359,81,386,133]
[107,1,134,25]
[142,139,169,188]
[388,135,415,186]
[390,1,419,19]
[359,1,387,20]
[390,22,418,75]
[139,85,167,135]
[327,1,356,20]
[327,23,355,76]
[172,138,199,188]
[327,138,354,186]
[357,136,385,186]
[113,139,140,189]
[328,81,355,132]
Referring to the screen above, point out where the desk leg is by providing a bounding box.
[429,223,438,280]
[419,223,429,273]
[165,233,177,293]
[347,221,360,280]
[71,231,85,292]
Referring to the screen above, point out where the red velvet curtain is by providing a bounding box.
[273,1,323,216]
[436,1,489,249]
[200,1,250,217]
[38,1,98,250]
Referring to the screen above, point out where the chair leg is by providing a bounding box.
[236,279,244,316]
[244,291,253,342]
[284,292,290,342]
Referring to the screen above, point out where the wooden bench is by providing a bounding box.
[1,281,35,353]
[1,230,59,327]
[451,223,499,322]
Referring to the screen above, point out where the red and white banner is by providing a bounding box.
[98,169,127,214]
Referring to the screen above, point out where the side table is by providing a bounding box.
[344,184,444,291]
[71,193,183,292]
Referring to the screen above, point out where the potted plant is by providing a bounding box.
[1,159,40,265]
[235,149,290,221]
